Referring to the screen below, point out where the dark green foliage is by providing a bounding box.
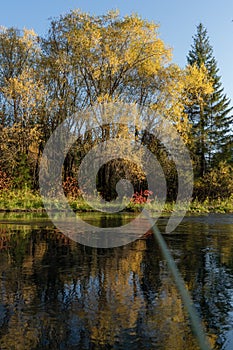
[187,23,233,175]
[12,154,32,189]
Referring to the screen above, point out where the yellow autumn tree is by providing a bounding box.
[0,28,44,187]
[0,11,214,194]
[40,10,213,199]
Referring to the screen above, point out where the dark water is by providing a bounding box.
[0,212,233,350]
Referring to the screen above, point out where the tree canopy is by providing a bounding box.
[187,23,233,176]
[0,11,231,201]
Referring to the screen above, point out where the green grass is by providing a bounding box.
[187,196,233,213]
[0,189,44,211]
[0,189,232,213]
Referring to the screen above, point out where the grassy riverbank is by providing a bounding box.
[0,189,232,214]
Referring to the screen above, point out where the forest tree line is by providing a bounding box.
[0,10,232,202]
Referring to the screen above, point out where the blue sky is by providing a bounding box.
[0,0,233,101]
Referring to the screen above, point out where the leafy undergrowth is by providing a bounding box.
[0,189,44,211]
[0,189,232,213]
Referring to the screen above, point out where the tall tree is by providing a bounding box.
[0,28,43,187]
[187,23,233,175]
[41,11,213,198]
[0,13,213,195]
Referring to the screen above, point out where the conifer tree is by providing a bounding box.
[187,23,233,175]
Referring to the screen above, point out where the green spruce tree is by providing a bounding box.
[187,23,233,176]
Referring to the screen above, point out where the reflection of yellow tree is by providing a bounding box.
[1,220,227,349]
[166,220,231,349]
[217,224,233,266]
[0,228,45,350]
[82,240,147,346]
[0,303,40,350]
[146,265,199,350]
[0,230,148,349]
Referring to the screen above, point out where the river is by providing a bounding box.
[0,212,233,349]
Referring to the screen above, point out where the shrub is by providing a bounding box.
[0,170,12,191]
[194,162,233,201]
[130,190,153,204]
[62,176,83,198]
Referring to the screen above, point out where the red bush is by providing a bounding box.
[131,190,153,204]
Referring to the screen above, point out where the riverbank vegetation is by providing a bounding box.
[0,187,232,213]
[0,10,232,212]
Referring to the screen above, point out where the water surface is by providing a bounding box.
[0,212,233,349]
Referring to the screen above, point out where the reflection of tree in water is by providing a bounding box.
[189,248,233,348]
[166,221,233,349]
[0,222,233,349]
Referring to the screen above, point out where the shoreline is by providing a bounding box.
[0,206,232,214]
[0,190,232,214]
